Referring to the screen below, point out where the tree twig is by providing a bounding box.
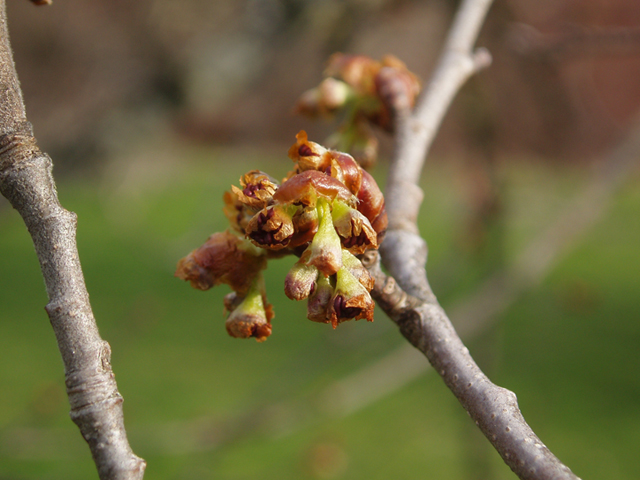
[0,2,145,478]
[363,251,580,480]
[376,0,581,478]
[381,0,493,300]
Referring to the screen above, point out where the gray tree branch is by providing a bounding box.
[0,2,145,478]
[375,0,580,478]
[382,0,492,300]
[363,251,579,480]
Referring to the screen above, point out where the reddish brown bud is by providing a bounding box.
[331,199,378,254]
[175,231,266,294]
[287,130,331,172]
[328,151,362,195]
[273,170,356,208]
[355,169,387,242]
[225,281,273,342]
[231,170,278,209]
[246,205,296,250]
[327,266,375,328]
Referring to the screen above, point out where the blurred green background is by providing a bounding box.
[2,0,640,479]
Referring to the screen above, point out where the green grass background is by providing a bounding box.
[1,143,639,479]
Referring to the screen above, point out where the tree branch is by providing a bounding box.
[375,0,580,478]
[363,251,580,480]
[0,2,145,478]
[381,0,492,300]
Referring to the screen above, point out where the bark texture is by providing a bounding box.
[0,2,145,478]
[374,0,581,478]
[363,252,580,480]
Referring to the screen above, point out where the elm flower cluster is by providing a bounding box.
[295,53,421,167]
[176,131,387,342]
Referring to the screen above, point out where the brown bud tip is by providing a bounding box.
[288,131,330,172]
[176,231,266,294]
[233,170,279,209]
[274,170,356,208]
[226,315,272,342]
[328,152,362,195]
[356,169,386,237]
[246,206,295,250]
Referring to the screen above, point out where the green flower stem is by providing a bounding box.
[307,198,343,275]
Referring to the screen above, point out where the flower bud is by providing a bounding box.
[306,274,334,324]
[175,231,266,293]
[295,78,352,118]
[245,205,296,250]
[341,249,374,291]
[327,151,362,195]
[325,53,380,95]
[231,170,278,209]
[356,169,387,242]
[306,199,343,276]
[331,199,378,254]
[327,265,375,328]
[284,252,319,301]
[273,170,357,208]
[287,130,331,172]
[225,280,272,342]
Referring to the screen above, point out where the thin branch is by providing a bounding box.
[376,0,581,478]
[382,0,493,300]
[0,2,145,479]
[362,251,580,480]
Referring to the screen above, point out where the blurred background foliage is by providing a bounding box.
[1,0,639,479]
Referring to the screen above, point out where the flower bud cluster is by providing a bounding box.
[295,53,421,167]
[176,131,387,340]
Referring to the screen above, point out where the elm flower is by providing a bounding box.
[225,277,273,342]
[287,130,331,172]
[306,198,343,276]
[356,169,387,243]
[223,189,260,235]
[331,199,378,254]
[231,170,278,209]
[340,249,374,292]
[284,251,319,301]
[245,204,297,250]
[274,170,357,209]
[294,53,421,166]
[306,273,334,324]
[326,151,362,195]
[295,77,352,118]
[327,265,375,328]
[175,230,266,294]
[178,131,386,341]
[289,206,319,249]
